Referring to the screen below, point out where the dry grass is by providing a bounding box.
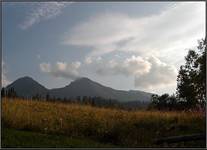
[2,97,206,147]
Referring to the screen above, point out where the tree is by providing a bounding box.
[82,96,89,104]
[150,94,167,110]
[195,39,206,107]
[176,39,206,109]
[150,94,159,109]
[76,96,81,103]
[1,88,5,98]
[166,94,177,110]
[158,93,169,110]
[6,88,17,98]
[46,93,50,101]
[150,93,180,110]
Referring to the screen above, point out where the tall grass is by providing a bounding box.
[2,97,206,147]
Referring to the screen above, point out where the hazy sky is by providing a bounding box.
[2,2,205,94]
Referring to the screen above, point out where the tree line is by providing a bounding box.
[1,88,148,110]
[1,88,123,109]
[1,87,17,98]
[45,94,121,109]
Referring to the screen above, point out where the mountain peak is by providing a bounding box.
[7,76,36,86]
[75,77,92,82]
[6,76,48,98]
[70,77,94,86]
[6,76,153,102]
[18,76,34,81]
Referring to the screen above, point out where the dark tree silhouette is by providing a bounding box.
[176,39,206,109]
[1,88,5,98]
[46,93,50,101]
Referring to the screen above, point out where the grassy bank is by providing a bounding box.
[2,97,206,147]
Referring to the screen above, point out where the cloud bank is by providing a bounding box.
[63,2,205,59]
[40,61,81,80]
[134,56,177,90]
[96,55,151,76]
[89,55,177,90]
[61,2,204,92]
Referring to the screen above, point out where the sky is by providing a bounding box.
[2,2,206,94]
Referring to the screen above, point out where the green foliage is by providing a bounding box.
[176,39,206,109]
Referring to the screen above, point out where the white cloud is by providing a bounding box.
[124,56,151,75]
[2,61,11,87]
[134,56,178,90]
[84,56,102,64]
[2,73,10,87]
[85,57,92,64]
[40,62,51,72]
[96,55,151,76]
[63,13,136,46]
[20,2,72,30]
[40,61,81,80]
[93,55,151,76]
[89,55,177,91]
[63,2,205,64]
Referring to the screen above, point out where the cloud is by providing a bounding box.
[20,2,72,30]
[63,13,135,46]
[2,61,11,87]
[2,73,10,87]
[89,55,177,90]
[84,56,102,64]
[85,57,93,64]
[63,2,205,63]
[40,61,81,80]
[96,55,151,76]
[134,56,178,90]
[40,63,51,72]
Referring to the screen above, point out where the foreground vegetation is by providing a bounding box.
[2,97,206,148]
[2,128,116,148]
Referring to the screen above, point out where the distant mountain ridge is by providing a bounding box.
[5,76,153,102]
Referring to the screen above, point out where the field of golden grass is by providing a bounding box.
[2,97,206,147]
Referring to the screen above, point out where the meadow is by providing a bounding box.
[2,97,206,148]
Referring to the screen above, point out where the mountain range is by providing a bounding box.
[5,76,153,103]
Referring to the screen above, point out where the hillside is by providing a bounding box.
[6,76,48,98]
[6,76,152,102]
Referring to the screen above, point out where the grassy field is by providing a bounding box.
[2,128,116,148]
[2,97,206,148]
